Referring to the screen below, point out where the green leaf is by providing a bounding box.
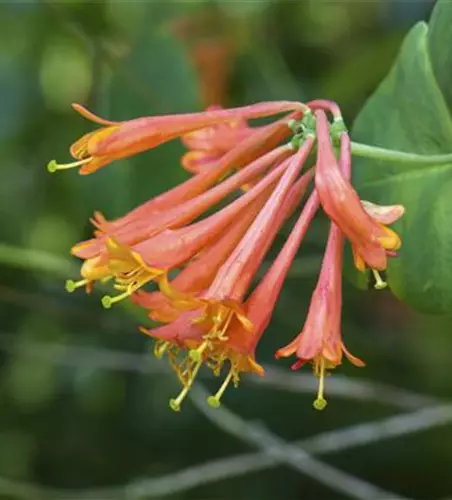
[351,0,452,314]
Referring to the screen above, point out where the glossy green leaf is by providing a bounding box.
[351,0,452,314]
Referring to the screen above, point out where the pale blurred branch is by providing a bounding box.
[189,384,412,500]
[134,402,452,497]
[0,334,438,410]
[0,398,451,498]
[0,243,74,277]
[259,365,441,409]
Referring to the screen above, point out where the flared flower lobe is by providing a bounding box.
[276,223,364,410]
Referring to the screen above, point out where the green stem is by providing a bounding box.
[0,243,75,277]
[351,142,452,167]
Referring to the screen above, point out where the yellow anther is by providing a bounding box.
[206,369,234,409]
[65,279,88,293]
[47,157,91,173]
[109,265,159,301]
[313,357,328,411]
[169,359,203,412]
[372,269,388,290]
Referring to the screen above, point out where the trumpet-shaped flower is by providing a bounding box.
[51,97,408,413]
[47,101,306,175]
[82,111,299,247]
[99,153,296,307]
[132,194,268,322]
[133,168,315,323]
[314,110,403,275]
[159,139,314,326]
[71,143,292,263]
[180,106,295,178]
[180,105,252,174]
[276,222,364,410]
[141,182,320,411]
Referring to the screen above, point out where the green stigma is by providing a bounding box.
[101,296,113,309]
[313,397,327,411]
[47,160,58,173]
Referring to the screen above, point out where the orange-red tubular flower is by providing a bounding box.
[180,106,296,178]
[67,145,293,294]
[68,116,297,281]
[99,154,296,307]
[148,141,314,391]
[71,143,293,263]
[275,221,365,411]
[87,111,300,238]
[132,194,268,323]
[154,138,308,311]
[195,137,314,307]
[180,105,253,174]
[314,110,402,275]
[134,168,315,323]
[140,180,320,411]
[47,101,307,175]
[202,189,322,408]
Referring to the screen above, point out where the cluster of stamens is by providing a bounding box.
[152,308,243,412]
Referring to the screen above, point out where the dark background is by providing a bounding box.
[1,1,451,499]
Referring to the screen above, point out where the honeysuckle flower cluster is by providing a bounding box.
[48,98,404,411]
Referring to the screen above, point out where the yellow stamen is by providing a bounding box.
[372,269,387,290]
[101,291,130,309]
[105,251,163,307]
[102,268,159,308]
[216,311,233,341]
[158,274,200,308]
[169,359,203,412]
[313,357,327,411]
[211,308,234,341]
[154,340,169,359]
[47,157,91,173]
[212,314,223,325]
[192,307,234,342]
[65,278,88,293]
[207,369,234,409]
[207,353,227,377]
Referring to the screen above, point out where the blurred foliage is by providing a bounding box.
[352,0,452,314]
[1,1,452,499]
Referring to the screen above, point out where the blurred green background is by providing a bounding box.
[1,1,451,499]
